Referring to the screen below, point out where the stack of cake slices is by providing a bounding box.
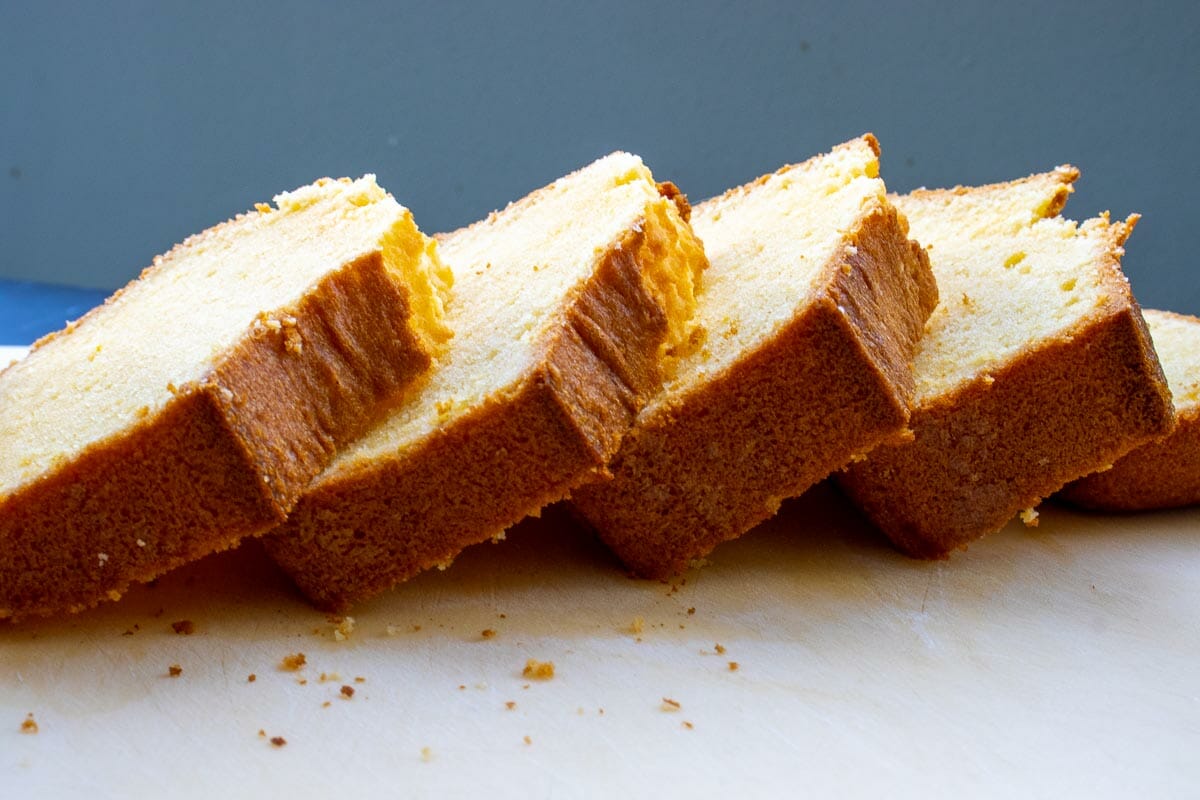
[0,136,1191,619]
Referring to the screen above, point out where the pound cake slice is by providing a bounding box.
[570,135,938,579]
[838,168,1175,558]
[264,153,706,610]
[1061,309,1200,510]
[0,176,452,619]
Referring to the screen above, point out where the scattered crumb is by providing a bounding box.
[322,701,331,708]
[522,684,530,690]
[481,629,497,640]
[728,661,740,672]
[136,538,146,548]
[413,624,422,632]
[505,701,516,710]
[458,685,467,691]
[318,671,341,684]
[420,746,434,763]
[280,653,306,671]
[247,674,257,683]
[683,721,694,730]
[19,713,37,734]
[332,616,356,642]
[354,676,365,684]
[523,735,532,746]
[296,678,308,686]
[340,685,355,699]
[1020,507,1040,528]
[599,708,605,715]
[258,729,266,738]
[498,613,507,619]
[661,697,681,712]
[270,736,287,747]
[687,607,696,615]
[714,643,726,655]
[168,664,182,677]
[630,616,645,635]
[522,659,555,680]
[171,619,195,635]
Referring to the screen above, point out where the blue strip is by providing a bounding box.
[0,280,111,345]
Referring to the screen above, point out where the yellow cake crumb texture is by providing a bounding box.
[0,174,448,498]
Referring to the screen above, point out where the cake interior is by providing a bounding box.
[0,176,449,497]
[1143,310,1200,413]
[327,152,702,474]
[655,136,885,408]
[894,171,1123,402]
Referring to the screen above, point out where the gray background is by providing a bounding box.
[2,0,1198,313]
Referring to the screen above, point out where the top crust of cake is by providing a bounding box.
[0,176,451,499]
[320,153,703,480]
[652,135,888,411]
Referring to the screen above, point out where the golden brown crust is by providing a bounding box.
[1061,310,1200,511]
[838,303,1174,558]
[1058,410,1200,511]
[570,199,938,579]
[263,208,703,611]
[0,253,432,619]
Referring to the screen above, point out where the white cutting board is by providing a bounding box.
[1,346,1198,798]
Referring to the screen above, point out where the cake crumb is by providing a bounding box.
[19,713,37,734]
[322,701,331,708]
[354,676,365,684]
[481,628,497,640]
[296,678,307,686]
[522,659,555,680]
[420,747,434,763]
[258,729,266,738]
[171,619,195,635]
[714,643,726,655]
[498,613,507,619]
[97,552,109,566]
[630,616,645,635]
[458,685,466,691]
[332,616,356,642]
[1020,507,1040,528]
[168,664,182,677]
[340,685,355,699]
[523,735,532,746]
[270,736,287,747]
[318,671,341,684]
[728,661,740,672]
[136,538,147,548]
[686,607,696,615]
[279,652,306,671]
[505,701,516,710]
[683,721,694,730]
[247,673,257,683]
[661,697,681,712]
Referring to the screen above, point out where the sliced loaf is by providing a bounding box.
[1061,309,1200,510]
[570,135,938,578]
[0,176,451,619]
[264,153,706,610]
[838,168,1174,557]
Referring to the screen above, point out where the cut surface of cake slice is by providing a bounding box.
[1061,309,1200,510]
[838,168,1174,558]
[0,176,451,619]
[263,153,706,611]
[570,135,938,579]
